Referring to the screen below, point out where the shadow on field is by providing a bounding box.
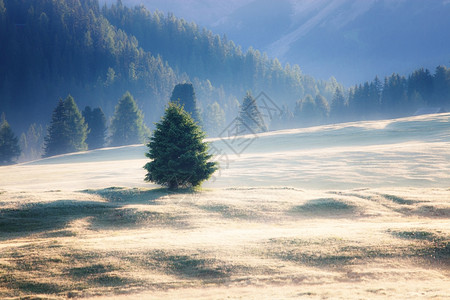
[0,187,191,240]
[288,198,358,218]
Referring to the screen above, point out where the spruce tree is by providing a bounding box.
[110,92,148,146]
[64,95,88,152]
[330,88,347,123]
[237,91,267,134]
[144,102,217,189]
[44,100,68,157]
[170,83,202,125]
[0,115,21,165]
[83,106,107,149]
[44,96,87,157]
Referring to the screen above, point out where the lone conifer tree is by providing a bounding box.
[170,83,202,125]
[110,92,148,146]
[237,91,267,134]
[144,102,217,189]
[43,95,87,157]
[0,114,21,165]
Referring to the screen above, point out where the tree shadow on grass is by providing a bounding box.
[288,198,358,218]
[0,187,192,241]
[0,200,110,240]
[81,186,166,203]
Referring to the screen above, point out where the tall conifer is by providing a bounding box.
[0,115,21,165]
[144,102,217,189]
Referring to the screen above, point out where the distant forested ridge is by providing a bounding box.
[0,0,338,135]
[290,67,450,128]
[0,0,449,162]
[0,0,178,132]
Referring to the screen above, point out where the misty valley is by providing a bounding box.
[0,0,449,299]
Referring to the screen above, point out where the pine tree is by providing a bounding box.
[144,101,217,189]
[44,99,70,157]
[110,92,148,146]
[44,96,88,157]
[294,94,316,127]
[64,95,88,152]
[0,115,21,165]
[330,88,347,123]
[170,83,202,124]
[315,94,330,124]
[19,123,44,161]
[83,106,107,149]
[237,91,267,134]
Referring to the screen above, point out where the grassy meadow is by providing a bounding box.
[0,114,449,299]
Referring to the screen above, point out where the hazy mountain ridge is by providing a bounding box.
[130,0,450,85]
[0,0,339,134]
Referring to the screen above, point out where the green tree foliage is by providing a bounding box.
[110,92,148,146]
[433,66,450,107]
[0,0,178,131]
[144,102,217,189]
[43,95,88,157]
[381,74,408,117]
[170,83,202,124]
[83,106,107,149]
[44,100,68,157]
[315,94,330,124]
[203,101,225,137]
[0,115,21,165]
[330,88,347,123]
[1,0,449,133]
[19,123,44,161]
[294,95,316,127]
[103,2,340,115]
[237,92,267,134]
[346,67,450,121]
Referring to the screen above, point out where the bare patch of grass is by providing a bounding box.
[380,194,417,205]
[0,201,109,239]
[391,230,439,241]
[390,230,450,266]
[68,264,117,278]
[82,187,165,203]
[0,274,65,295]
[150,251,231,280]
[90,207,185,229]
[265,237,412,269]
[413,205,450,218]
[289,198,357,217]
[198,204,257,219]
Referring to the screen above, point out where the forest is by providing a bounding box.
[0,0,449,164]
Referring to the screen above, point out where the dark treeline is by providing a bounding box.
[285,66,450,128]
[0,0,338,134]
[0,0,177,132]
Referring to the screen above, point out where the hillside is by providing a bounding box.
[129,0,450,86]
[3,112,448,191]
[0,0,339,134]
[0,113,449,298]
[125,0,450,86]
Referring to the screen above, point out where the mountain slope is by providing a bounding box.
[0,0,342,135]
[131,0,450,86]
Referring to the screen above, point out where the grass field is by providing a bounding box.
[0,113,449,299]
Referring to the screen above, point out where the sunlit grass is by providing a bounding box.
[0,187,448,299]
